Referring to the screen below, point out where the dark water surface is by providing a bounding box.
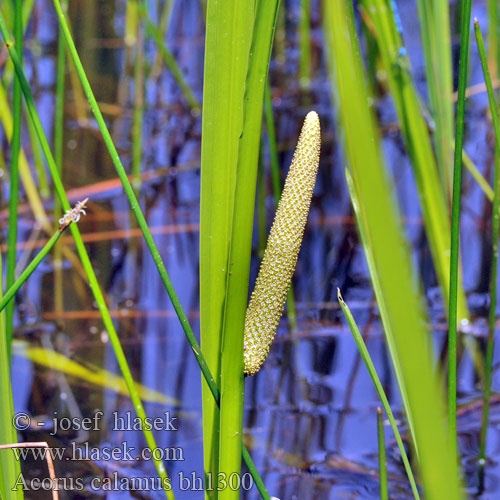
[3,0,500,498]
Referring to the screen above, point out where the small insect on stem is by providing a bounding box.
[58,198,89,232]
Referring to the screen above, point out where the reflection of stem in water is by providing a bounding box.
[15,225,42,279]
[139,4,201,111]
[336,303,376,450]
[150,0,174,79]
[41,332,88,444]
[132,18,145,192]
[169,284,200,451]
[259,336,300,489]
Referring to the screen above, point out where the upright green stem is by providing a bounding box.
[48,2,271,497]
[338,290,420,500]
[0,231,63,312]
[377,408,388,500]
[54,1,66,196]
[54,0,67,315]
[5,0,22,360]
[264,83,281,202]
[138,2,200,112]
[474,19,500,472]
[448,0,472,459]
[150,0,173,77]
[0,254,20,500]
[132,18,144,191]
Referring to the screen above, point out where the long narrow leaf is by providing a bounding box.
[474,18,500,470]
[5,0,22,359]
[219,3,281,496]
[49,1,271,497]
[361,0,469,325]
[0,253,21,500]
[199,2,255,495]
[200,1,280,497]
[323,1,464,497]
[448,0,472,458]
[338,290,419,500]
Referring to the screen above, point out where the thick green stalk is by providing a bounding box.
[448,0,472,459]
[138,2,200,112]
[377,408,388,500]
[0,231,62,312]
[49,2,271,498]
[53,0,67,314]
[0,12,175,499]
[5,0,22,360]
[361,0,469,325]
[332,0,418,451]
[200,0,253,494]
[474,19,500,470]
[217,2,280,497]
[338,291,419,500]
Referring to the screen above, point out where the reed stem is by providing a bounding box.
[53,0,67,316]
[377,408,388,500]
[132,18,144,191]
[5,0,22,360]
[138,2,200,112]
[448,0,472,459]
[0,253,21,500]
[338,289,420,500]
[0,231,63,313]
[474,18,500,473]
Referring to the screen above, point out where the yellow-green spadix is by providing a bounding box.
[243,111,321,376]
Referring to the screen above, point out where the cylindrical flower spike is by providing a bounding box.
[243,111,321,376]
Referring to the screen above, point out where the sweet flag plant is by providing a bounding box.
[244,111,321,376]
